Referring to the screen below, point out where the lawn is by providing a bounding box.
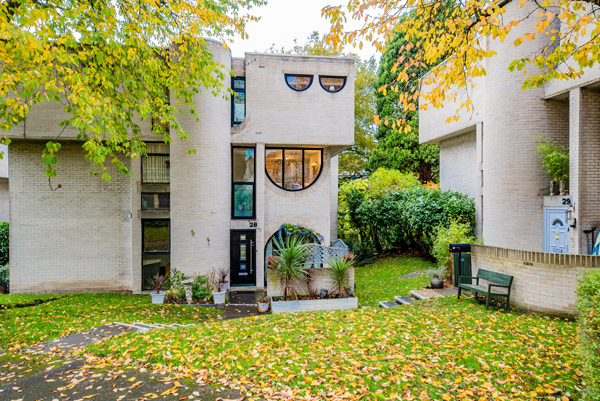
[89,296,580,400]
[0,293,66,309]
[355,255,435,306]
[0,293,221,350]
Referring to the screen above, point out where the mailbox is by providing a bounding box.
[449,243,471,253]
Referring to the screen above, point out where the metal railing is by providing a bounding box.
[306,240,349,268]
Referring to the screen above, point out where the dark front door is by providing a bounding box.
[230,230,256,286]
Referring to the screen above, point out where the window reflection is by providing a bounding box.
[265,149,283,186]
[285,74,313,91]
[319,76,346,93]
[265,148,322,191]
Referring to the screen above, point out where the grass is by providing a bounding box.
[0,293,221,350]
[355,255,435,306]
[89,297,580,400]
[0,293,66,309]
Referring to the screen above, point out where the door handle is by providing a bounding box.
[249,240,254,274]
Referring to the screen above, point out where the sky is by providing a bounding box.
[227,0,379,61]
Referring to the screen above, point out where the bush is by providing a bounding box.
[431,220,479,279]
[0,222,8,266]
[577,269,600,400]
[537,138,569,181]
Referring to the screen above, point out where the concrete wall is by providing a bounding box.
[569,88,600,253]
[9,141,134,293]
[471,244,599,314]
[267,267,355,298]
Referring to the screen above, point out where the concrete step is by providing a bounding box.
[113,322,195,333]
[394,296,418,305]
[379,301,402,309]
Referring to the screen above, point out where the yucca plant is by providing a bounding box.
[326,253,355,298]
[273,236,309,301]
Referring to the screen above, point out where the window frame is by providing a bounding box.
[231,77,246,126]
[318,75,347,93]
[141,142,170,184]
[141,192,170,210]
[231,146,256,219]
[265,147,323,192]
[142,219,171,254]
[284,74,314,92]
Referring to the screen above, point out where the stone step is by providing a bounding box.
[394,296,418,305]
[379,301,402,309]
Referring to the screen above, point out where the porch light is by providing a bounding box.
[566,206,576,228]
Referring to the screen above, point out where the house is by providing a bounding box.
[419,0,600,313]
[3,39,355,294]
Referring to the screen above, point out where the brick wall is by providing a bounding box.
[471,244,599,314]
[9,141,134,293]
[439,131,478,199]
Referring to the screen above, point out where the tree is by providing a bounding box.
[270,31,377,179]
[367,28,439,183]
[323,0,600,132]
[1,0,264,179]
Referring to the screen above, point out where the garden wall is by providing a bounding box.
[471,244,600,314]
[267,267,355,298]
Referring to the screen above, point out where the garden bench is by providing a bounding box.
[457,268,513,311]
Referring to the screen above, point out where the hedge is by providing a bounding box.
[0,222,7,266]
[577,269,600,400]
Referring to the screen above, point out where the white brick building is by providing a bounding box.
[420,0,600,255]
[2,40,355,294]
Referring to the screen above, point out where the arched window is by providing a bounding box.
[265,148,322,191]
[284,74,313,91]
[319,76,346,93]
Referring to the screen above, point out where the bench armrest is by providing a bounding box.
[458,276,479,285]
[488,284,511,294]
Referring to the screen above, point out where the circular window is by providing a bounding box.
[284,74,313,91]
[319,76,346,93]
[265,148,322,191]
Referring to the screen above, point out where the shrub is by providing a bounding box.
[0,222,8,266]
[537,138,569,181]
[431,220,479,279]
[326,254,355,297]
[577,269,600,400]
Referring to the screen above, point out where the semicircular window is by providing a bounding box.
[319,76,346,93]
[265,148,322,191]
[284,74,313,91]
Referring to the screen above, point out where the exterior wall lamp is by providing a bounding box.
[566,205,576,228]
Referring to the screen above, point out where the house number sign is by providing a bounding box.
[249,221,258,228]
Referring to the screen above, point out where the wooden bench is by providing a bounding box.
[457,268,514,311]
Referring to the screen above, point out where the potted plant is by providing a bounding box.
[537,138,569,195]
[271,236,309,301]
[147,274,169,304]
[257,295,270,313]
[217,267,230,292]
[208,269,227,304]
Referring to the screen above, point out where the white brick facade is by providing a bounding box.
[3,40,355,293]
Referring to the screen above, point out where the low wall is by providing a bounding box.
[471,244,600,314]
[267,267,355,298]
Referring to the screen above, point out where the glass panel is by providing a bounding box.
[320,76,346,92]
[143,220,170,252]
[303,150,322,187]
[146,142,169,154]
[141,254,170,290]
[142,193,170,209]
[240,235,246,240]
[233,91,245,124]
[240,244,247,261]
[233,184,254,217]
[285,75,312,91]
[143,155,170,183]
[233,78,245,90]
[265,149,283,186]
[142,193,154,209]
[233,148,255,182]
[158,193,170,209]
[284,149,303,190]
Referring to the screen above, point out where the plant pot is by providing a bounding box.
[430,275,444,289]
[212,290,226,305]
[559,180,568,195]
[257,301,270,313]
[151,291,165,304]
[550,180,558,195]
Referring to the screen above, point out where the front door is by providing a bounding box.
[230,230,256,286]
[544,208,569,253]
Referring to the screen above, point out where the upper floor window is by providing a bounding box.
[319,76,346,93]
[265,148,322,191]
[285,74,313,91]
[142,193,170,210]
[232,147,255,218]
[142,142,170,184]
[232,77,246,126]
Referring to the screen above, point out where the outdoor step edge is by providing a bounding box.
[409,290,429,300]
[394,296,418,304]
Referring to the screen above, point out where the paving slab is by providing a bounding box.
[394,296,418,304]
[399,271,423,279]
[410,287,458,300]
[379,301,402,309]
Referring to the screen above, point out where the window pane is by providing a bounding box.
[233,91,245,124]
[142,254,170,290]
[285,75,312,91]
[233,148,255,182]
[303,150,322,187]
[143,155,170,183]
[233,78,245,90]
[143,220,169,252]
[320,76,346,92]
[265,149,283,186]
[142,193,170,209]
[284,150,303,190]
[233,184,254,217]
[146,142,169,154]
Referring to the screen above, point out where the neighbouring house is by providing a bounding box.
[0,144,7,222]
[3,39,355,294]
[420,0,600,314]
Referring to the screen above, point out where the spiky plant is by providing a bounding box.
[273,236,309,300]
[146,274,169,294]
[326,253,355,297]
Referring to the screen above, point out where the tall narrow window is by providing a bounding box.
[232,77,246,126]
[142,219,170,290]
[232,147,255,218]
[142,142,170,184]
